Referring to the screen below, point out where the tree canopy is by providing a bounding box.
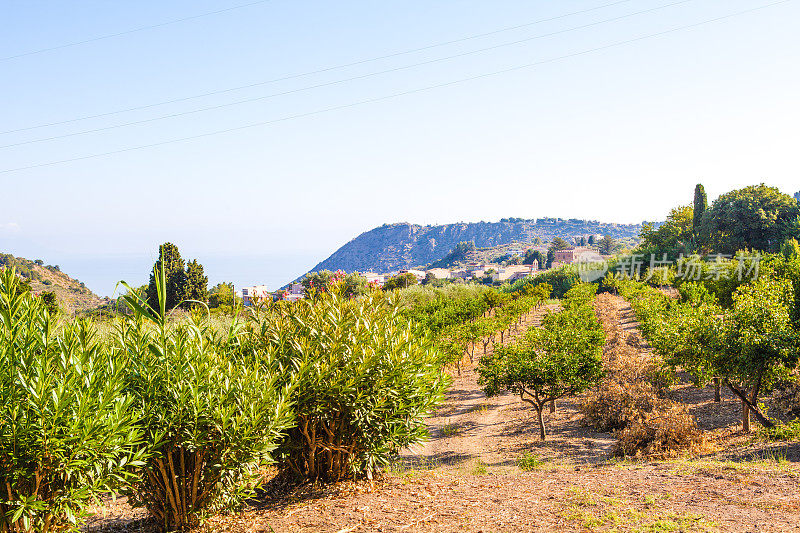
[693,183,707,241]
[549,237,570,251]
[303,270,368,297]
[478,284,605,440]
[699,184,800,254]
[639,206,694,259]
[598,234,616,255]
[145,243,208,312]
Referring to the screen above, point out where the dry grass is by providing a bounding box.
[581,294,710,458]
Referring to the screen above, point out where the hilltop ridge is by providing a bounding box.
[305,218,645,275]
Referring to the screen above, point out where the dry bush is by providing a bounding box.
[615,404,710,458]
[771,375,800,420]
[582,294,706,457]
[581,295,672,431]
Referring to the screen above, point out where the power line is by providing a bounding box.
[0,0,276,62]
[1,0,791,175]
[0,0,697,150]
[0,0,637,135]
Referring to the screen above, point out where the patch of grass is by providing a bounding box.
[561,488,719,532]
[386,456,442,477]
[471,459,488,475]
[631,512,717,532]
[441,423,462,437]
[514,451,544,471]
[566,487,597,507]
[663,455,796,477]
[469,402,491,414]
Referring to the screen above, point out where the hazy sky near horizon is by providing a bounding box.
[1,0,798,296]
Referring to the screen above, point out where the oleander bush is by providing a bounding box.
[116,267,293,532]
[0,269,145,533]
[242,284,449,482]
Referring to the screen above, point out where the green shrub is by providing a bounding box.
[0,269,145,533]
[244,286,449,481]
[759,418,800,441]
[505,266,580,298]
[117,268,293,531]
[515,452,543,471]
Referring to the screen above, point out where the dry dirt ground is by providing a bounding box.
[85,297,800,533]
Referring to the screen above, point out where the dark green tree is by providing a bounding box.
[146,243,187,312]
[184,259,208,305]
[523,250,545,269]
[795,191,800,202]
[39,291,59,315]
[383,272,418,290]
[692,183,707,238]
[699,184,800,254]
[598,235,615,255]
[550,237,570,251]
[302,270,367,298]
[545,249,555,269]
[208,282,235,308]
[638,206,693,259]
[587,235,595,245]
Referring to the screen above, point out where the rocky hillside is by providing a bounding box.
[0,253,106,314]
[306,218,646,275]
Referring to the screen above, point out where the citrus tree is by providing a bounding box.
[478,285,604,440]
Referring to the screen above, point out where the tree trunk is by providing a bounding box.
[742,398,750,432]
[549,400,556,413]
[714,378,721,403]
[520,392,547,441]
[536,406,546,441]
[725,380,773,428]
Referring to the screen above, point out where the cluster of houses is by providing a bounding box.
[361,263,539,288]
[241,245,608,305]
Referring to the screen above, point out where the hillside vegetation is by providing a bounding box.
[0,252,105,313]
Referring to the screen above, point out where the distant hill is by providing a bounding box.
[304,218,646,276]
[0,253,106,314]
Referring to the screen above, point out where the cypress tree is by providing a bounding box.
[184,259,209,305]
[693,183,708,234]
[146,242,187,312]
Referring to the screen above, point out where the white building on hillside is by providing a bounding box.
[242,285,270,306]
[399,269,427,282]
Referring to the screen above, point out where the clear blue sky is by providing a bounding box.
[1,0,798,296]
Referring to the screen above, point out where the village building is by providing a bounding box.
[425,268,451,279]
[362,272,386,287]
[241,285,270,306]
[398,269,427,282]
[554,249,576,263]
